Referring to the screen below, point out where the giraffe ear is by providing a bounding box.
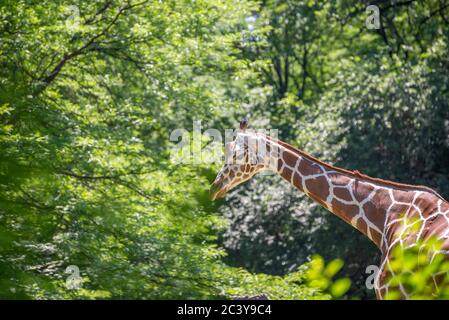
[240,118,248,131]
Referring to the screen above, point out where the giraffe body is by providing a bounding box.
[210,126,449,299]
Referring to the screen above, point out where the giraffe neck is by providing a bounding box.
[267,139,388,248]
[258,137,449,299]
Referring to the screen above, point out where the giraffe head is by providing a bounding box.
[209,119,276,200]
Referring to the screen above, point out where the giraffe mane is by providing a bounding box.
[264,135,446,201]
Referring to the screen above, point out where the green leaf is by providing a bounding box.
[330,278,351,298]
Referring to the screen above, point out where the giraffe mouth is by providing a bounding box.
[209,182,226,200]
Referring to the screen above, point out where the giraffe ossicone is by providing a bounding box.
[210,120,449,299]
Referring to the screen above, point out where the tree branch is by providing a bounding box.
[38,1,149,90]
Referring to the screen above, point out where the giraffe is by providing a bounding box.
[210,119,449,299]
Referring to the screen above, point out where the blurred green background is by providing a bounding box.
[1,0,449,299]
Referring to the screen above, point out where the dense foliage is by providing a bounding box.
[1,0,449,299]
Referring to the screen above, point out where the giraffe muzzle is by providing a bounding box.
[209,182,225,201]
